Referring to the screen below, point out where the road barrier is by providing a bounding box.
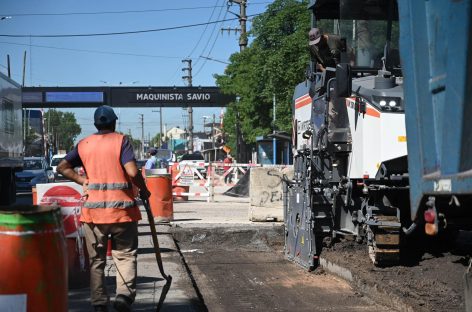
[169,162,263,202]
[36,182,90,289]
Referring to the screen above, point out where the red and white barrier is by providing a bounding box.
[36,182,87,272]
[168,161,263,202]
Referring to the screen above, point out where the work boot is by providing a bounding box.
[93,305,108,312]
[113,295,133,312]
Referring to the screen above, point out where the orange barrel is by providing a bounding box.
[32,187,37,205]
[0,205,67,312]
[146,173,173,222]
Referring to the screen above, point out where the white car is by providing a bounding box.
[179,152,207,178]
[50,153,67,181]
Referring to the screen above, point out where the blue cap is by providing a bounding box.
[94,105,118,126]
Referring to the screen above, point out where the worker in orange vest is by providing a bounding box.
[58,105,151,312]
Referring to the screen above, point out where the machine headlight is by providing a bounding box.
[372,96,403,111]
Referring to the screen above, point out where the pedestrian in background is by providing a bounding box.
[145,148,158,170]
[223,154,233,184]
[58,105,151,312]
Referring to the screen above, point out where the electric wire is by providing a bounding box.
[0,41,185,59]
[193,0,227,69]
[3,3,271,17]
[0,16,264,38]
[187,0,221,58]
[194,7,230,77]
[169,0,220,84]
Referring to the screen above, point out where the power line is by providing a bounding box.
[0,15,263,38]
[168,0,220,84]
[193,0,227,70]
[194,7,229,77]
[2,3,272,17]
[186,0,220,58]
[0,41,185,59]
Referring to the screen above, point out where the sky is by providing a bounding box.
[0,0,273,142]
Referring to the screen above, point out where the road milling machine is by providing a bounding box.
[285,0,409,268]
[285,0,472,269]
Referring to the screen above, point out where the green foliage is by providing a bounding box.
[118,131,141,154]
[215,0,310,148]
[44,109,81,151]
[150,133,163,148]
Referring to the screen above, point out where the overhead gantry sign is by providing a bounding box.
[22,86,235,108]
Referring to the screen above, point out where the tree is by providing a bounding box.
[215,0,310,150]
[150,133,163,148]
[44,109,81,152]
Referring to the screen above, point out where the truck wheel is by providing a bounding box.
[0,168,16,205]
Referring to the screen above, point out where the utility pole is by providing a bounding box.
[212,114,216,161]
[139,113,144,159]
[152,108,163,147]
[273,94,276,165]
[226,0,248,51]
[182,59,193,152]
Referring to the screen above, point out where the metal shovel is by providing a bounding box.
[142,197,173,311]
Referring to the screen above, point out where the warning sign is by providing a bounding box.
[179,164,194,186]
[36,182,84,238]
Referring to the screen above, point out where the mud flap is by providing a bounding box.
[284,185,318,269]
[464,259,472,312]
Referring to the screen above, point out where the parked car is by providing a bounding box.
[50,153,67,181]
[179,152,207,178]
[15,157,53,192]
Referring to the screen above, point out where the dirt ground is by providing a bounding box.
[322,231,472,312]
[173,226,471,312]
[173,226,391,312]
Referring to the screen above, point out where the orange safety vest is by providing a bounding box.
[78,132,141,224]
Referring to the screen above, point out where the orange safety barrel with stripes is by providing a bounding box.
[78,132,141,224]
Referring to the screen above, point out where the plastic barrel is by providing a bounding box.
[0,205,67,312]
[146,173,174,222]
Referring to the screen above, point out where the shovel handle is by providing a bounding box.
[142,197,170,281]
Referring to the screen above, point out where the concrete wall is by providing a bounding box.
[249,166,293,222]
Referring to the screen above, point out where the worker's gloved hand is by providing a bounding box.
[140,188,151,200]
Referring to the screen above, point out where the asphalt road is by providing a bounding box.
[174,226,390,312]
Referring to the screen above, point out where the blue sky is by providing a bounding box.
[0,0,272,142]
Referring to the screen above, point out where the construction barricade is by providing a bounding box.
[168,161,261,202]
[36,182,90,289]
[171,162,211,201]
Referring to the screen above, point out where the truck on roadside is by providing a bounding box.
[0,72,23,205]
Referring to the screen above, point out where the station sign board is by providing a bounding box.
[22,86,235,108]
